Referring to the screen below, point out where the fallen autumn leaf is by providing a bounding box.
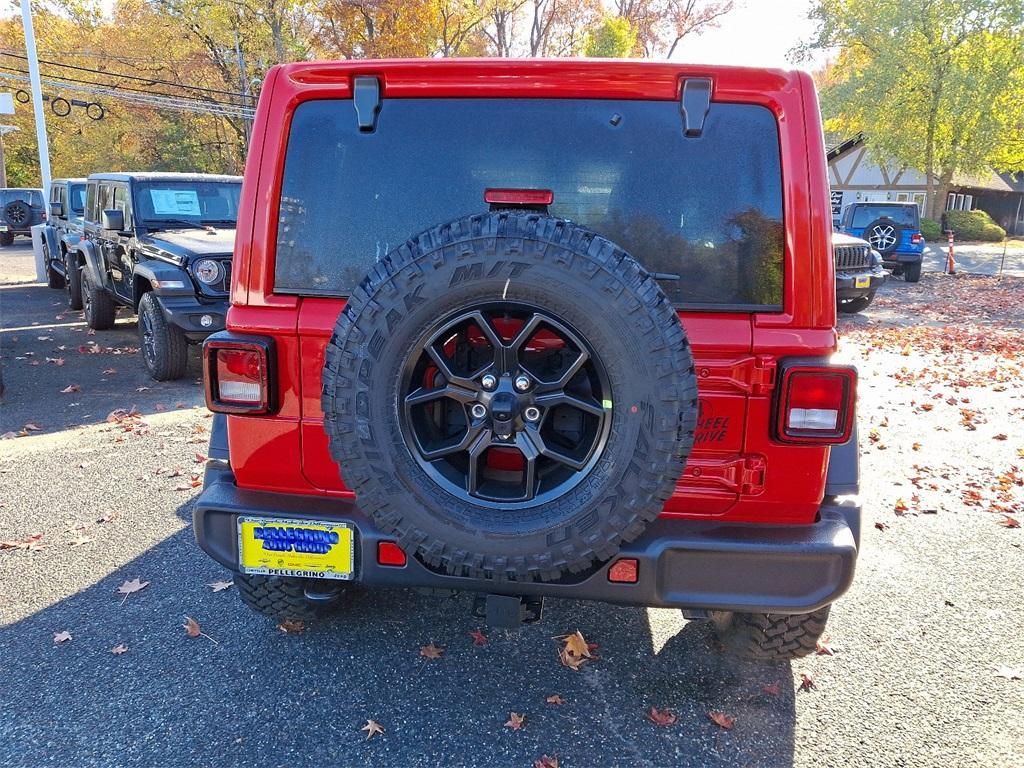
[646,707,677,726]
[504,712,526,731]
[361,719,385,740]
[420,643,444,659]
[708,711,736,730]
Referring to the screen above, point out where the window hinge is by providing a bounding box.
[353,76,382,133]
[679,77,712,138]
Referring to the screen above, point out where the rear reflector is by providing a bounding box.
[204,336,274,414]
[911,233,924,244]
[608,558,639,583]
[776,365,856,444]
[377,541,407,567]
[484,188,554,206]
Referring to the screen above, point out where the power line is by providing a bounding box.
[0,72,255,120]
[0,49,255,101]
[0,64,248,108]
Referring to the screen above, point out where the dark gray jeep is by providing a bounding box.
[0,188,45,246]
[41,178,87,304]
[69,172,241,380]
[833,231,886,313]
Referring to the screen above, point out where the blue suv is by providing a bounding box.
[838,201,925,282]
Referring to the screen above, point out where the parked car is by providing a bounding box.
[68,172,241,380]
[0,188,45,246]
[194,60,860,660]
[833,231,886,313]
[838,201,925,282]
[40,178,87,303]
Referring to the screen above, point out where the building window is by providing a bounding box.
[896,193,909,202]
[964,194,973,211]
[947,192,956,211]
[913,193,926,214]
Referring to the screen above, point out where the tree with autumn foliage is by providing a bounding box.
[797,0,1024,220]
[0,0,737,185]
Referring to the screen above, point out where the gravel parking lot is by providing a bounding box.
[2,242,1022,767]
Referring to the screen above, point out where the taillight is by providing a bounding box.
[204,335,275,414]
[911,233,924,245]
[775,365,856,444]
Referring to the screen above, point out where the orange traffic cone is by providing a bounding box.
[946,232,956,275]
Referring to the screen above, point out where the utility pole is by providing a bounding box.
[234,28,252,145]
[19,0,51,194]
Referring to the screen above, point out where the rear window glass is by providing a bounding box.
[1,189,43,207]
[274,98,785,309]
[849,205,918,228]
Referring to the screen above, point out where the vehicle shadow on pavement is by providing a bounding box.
[0,282,204,434]
[0,500,797,768]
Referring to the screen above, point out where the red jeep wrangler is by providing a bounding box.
[195,60,860,660]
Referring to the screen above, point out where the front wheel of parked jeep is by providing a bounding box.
[709,605,831,660]
[235,573,340,622]
[82,269,116,330]
[138,292,188,381]
[45,245,65,289]
[65,258,83,310]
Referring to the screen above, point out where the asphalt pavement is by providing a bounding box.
[2,240,1022,767]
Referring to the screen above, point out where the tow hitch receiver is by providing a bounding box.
[472,594,544,628]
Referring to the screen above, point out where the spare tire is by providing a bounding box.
[2,200,32,230]
[863,218,901,255]
[322,212,698,582]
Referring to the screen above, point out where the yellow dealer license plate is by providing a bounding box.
[854,275,871,289]
[237,517,355,580]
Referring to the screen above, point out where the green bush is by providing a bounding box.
[920,218,942,241]
[945,209,1006,242]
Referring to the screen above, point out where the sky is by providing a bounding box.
[671,0,827,70]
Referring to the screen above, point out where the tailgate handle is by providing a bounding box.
[353,76,382,133]
[680,78,712,138]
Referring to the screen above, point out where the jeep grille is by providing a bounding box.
[834,245,870,271]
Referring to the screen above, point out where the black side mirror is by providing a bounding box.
[49,201,64,218]
[101,209,124,232]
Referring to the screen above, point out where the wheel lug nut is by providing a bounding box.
[514,375,531,392]
[481,374,497,390]
[524,406,541,422]
[471,404,487,419]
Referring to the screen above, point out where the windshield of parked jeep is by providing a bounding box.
[849,205,919,228]
[274,98,785,309]
[69,184,86,214]
[135,181,241,226]
[1,189,44,207]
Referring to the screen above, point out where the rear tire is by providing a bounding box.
[710,605,831,660]
[0,232,13,247]
[138,292,188,381]
[235,573,337,622]
[82,269,116,330]
[903,261,922,283]
[837,291,875,314]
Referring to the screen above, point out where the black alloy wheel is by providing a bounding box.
[400,303,611,507]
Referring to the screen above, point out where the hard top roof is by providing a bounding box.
[86,172,242,183]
